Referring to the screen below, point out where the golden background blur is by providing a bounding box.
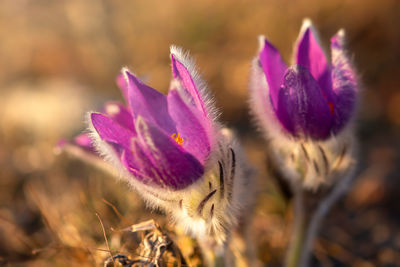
[0,0,399,266]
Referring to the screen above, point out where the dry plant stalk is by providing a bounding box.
[104,220,188,267]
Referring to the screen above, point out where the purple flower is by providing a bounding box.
[89,50,216,190]
[61,47,255,245]
[252,20,357,140]
[250,20,358,189]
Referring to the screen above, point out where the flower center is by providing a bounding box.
[171,133,184,145]
[328,102,334,115]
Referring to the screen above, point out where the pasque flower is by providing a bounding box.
[63,46,254,246]
[250,20,358,189]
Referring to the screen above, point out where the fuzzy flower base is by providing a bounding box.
[64,46,255,246]
[250,19,358,190]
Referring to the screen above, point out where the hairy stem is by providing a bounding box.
[228,213,260,267]
[286,171,354,267]
[199,220,258,267]
[198,237,226,267]
[286,188,309,267]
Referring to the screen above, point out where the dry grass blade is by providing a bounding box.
[96,212,114,263]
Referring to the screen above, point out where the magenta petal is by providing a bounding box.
[134,117,204,189]
[129,141,173,187]
[74,133,95,152]
[276,65,333,139]
[295,27,332,98]
[171,54,207,116]
[91,113,134,150]
[58,133,96,154]
[330,31,357,133]
[124,70,176,134]
[121,148,161,185]
[104,102,135,132]
[259,38,287,109]
[167,89,211,164]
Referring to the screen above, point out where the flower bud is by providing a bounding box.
[250,19,358,189]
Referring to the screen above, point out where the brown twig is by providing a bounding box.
[95,212,113,263]
[102,198,132,225]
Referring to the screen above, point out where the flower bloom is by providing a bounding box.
[63,47,253,244]
[250,20,358,189]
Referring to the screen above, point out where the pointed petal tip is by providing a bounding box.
[121,66,131,76]
[90,112,100,121]
[122,68,147,90]
[89,112,102,134]
[121,67,134,81]
[170,54,179,79]
[170,45,188,79]
[170,45,185,65]
[333,28,346,40]
[294,19,330,87]
[90,112,107,130]
[300,18,313,31]
[331,29,347,48]
[297,18,319,45]
[89,112,105,135]
[170,44,182,56]
[258,37,280,58]
[296,19,315,46]
[257,35,266,53]
[168,48,208,116]
[337,28,346,37]
[90,112,135,150]
[121,67,136,87]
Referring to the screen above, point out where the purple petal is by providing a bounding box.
[170,54,207,116]
[57,135,95,155]
[330,30,357,133]
[295,25,333,99]
[167,88,211,164]
[121,148,162,185]
[124,70,176,134]
[57,135,106,169]
[259,38,287,109]
[276,65,333,139]
[74,133,95,153]
[104,102,135,132]
[91,113,135,150]
[128,141,174,187]
[134,116,204,189]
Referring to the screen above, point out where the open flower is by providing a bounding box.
[63,47,254,245]
[250,20,358,189]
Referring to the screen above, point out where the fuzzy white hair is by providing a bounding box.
[86,47,255,245]
[170,45,220,124]
[249,28,358,190]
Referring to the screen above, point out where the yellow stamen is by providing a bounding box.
[171,133,184,145]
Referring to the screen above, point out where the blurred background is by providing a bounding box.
[0,0,399,266]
